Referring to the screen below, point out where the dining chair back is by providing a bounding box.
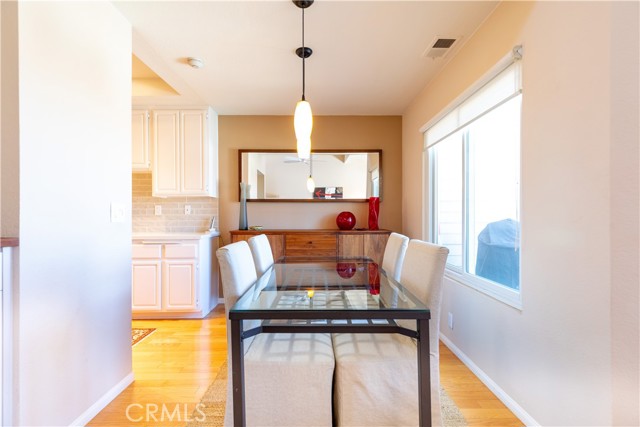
[248,234,274,277]
[381,232,409,281]
[332,239,449,427]
[398,239,450,342]
[216,241,261,349]
[216,241,335,426]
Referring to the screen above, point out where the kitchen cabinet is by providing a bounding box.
[131,258,162,311]
[229,229,391,264]
[151,108,218,197]
[131,233,219,319]
[132,109,150,171]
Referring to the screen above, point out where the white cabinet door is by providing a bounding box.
[132,260,162,311]
[132,109,150,171]
[152,110,180,196]
[163,259,197,311]
[181,110,209,195]
[151,108,215,197]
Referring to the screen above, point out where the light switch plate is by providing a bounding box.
[154,205,162,216]
[110,203,126,223]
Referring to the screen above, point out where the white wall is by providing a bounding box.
[402,2,639,426]
[13,2,133,425]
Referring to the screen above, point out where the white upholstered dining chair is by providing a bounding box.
[332,239,449,427]
[381,232,410,281]
[216,241,335,427]
[247,233,274,277]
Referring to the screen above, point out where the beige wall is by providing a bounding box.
[1,1,20,237]
[402,1,639,426]
[218,115,401,244]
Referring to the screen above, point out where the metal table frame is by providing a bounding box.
[228,260,432,427]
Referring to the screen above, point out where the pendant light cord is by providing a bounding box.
[301,7,306,101]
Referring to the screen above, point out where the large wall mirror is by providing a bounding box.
[239,149,382,202]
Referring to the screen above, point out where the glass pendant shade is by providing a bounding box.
[306,175,315,192]
[295,100,313,159]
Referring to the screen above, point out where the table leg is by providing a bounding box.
[417,318,431,427]
[230,319,245,427]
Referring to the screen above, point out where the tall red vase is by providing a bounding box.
[368,197,380,230]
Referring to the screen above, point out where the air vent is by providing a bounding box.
[423,36,459,59]
[432,38,456,49]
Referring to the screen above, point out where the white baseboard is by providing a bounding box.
[70,371,134,426]
[440,334,540,427]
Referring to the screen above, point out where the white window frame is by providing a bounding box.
[421,47,523,309]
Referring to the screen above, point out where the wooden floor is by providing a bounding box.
[89,306,522,427]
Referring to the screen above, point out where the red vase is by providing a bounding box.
[368,197,380,230]
[336,211,356,230]
[368,263,380,295]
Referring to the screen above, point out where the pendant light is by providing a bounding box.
[293,0,313,160]
[306,154,315,192]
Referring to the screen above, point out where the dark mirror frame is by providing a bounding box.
[238,149,382,203]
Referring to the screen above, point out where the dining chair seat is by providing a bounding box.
[217,241,335,427]
[332,332,438,427]
[332,239,449,426]
[241,332,335,427]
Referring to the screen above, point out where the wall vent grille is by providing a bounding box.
[423,37,459,59]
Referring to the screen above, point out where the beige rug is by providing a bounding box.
[131,328,156,346]
[186,363,467,427]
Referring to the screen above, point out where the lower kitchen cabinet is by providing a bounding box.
[132,233,219,319]
[163,259,197,310]
[132,259,162,311]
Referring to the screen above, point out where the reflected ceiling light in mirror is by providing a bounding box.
[293,0,313,160]
[306,154,315,192]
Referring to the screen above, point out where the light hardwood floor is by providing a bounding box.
[89,306,522,427]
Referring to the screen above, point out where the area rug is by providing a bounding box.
[185,362,467,427]
[131,328,156,346]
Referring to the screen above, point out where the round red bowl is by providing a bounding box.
[336,211,356,230]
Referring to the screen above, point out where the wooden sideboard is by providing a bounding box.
[229,229,391,265]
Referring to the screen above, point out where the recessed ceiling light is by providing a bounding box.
[187,57,204,69]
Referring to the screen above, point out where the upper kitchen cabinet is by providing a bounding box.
[132,109,150,171]
[151,107,218,197]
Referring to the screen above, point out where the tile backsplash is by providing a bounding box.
[132,172,218,233]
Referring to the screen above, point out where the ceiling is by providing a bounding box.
[115,1,499,115]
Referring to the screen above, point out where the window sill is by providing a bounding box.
[444,268,523,310]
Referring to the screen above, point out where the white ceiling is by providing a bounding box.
[115,1,499,115]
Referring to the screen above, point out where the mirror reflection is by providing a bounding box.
[239,150,381,202]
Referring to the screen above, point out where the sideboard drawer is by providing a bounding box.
[285,233,337,257]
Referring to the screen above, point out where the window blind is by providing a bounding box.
[425,52,522,148]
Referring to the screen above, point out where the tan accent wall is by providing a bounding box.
[218,115,402,245]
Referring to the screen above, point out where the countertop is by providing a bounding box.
[0,237,19,248]
[132,230,221,241]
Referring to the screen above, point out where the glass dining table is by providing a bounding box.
[229,257,432,427]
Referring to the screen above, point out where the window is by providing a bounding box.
[424,51,522,307]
